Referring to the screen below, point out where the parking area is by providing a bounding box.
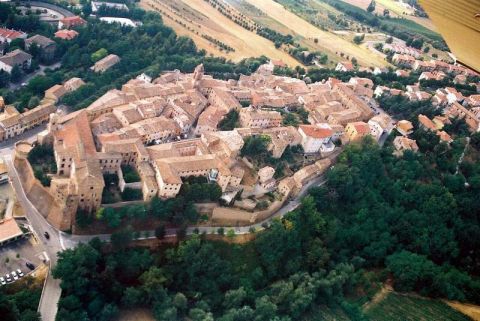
[0,232,46,284]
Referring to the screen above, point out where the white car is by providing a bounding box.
[0,277,5,285]
[16,269,24,277]
[11,271,18,280]
[5,274,12,283]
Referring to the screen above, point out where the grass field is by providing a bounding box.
[365,292,474,321]
[242,0,389,68]
[139,0,299,66]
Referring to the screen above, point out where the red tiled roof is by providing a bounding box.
[55,29,79,40]
[0,219,23,243]
[0,28,26,41]
[299,125,333,139]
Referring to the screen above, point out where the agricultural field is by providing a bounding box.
[341,0,437,31]
[241,0,390,67]
[365,292,474,321]
[446,301,480,321]
[139,0,299,66]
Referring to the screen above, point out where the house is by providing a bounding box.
[44,84,67,103]
[91,1,129,12]
[374,86,403,98]
[465,95,480,107]
[258,166,276,189]
[25,35,56,62]
[454,74,467,85]
[0,49,32,73]
[239,107,281,128]
[396,120,414,136]
[395,69,410,77]
[432,91,449,107]
[63,77,85,92]
[368,114,392,141]
[418,114,437,131]
[0,219,24,247]
[58,16,86,29]
[445,102,480,133]
[54,29,79,40]
[393,136,418,155]
[335,61,354,72]
[445,87,464,104]
[298,124,334,154]
[91,54,120,73]
[392,54,416,68]
[0,28,27,44]
[383,44,421,58]
[349,77,374,89]
[433,115,450,130]
[344,121,370,142]
[437,130,453,144]
[419,71,446,81]
[413,60,436,72]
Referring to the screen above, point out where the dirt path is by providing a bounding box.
[140,0,299,66]
[363,284,393,311]
[446,301,480,321]
[244,0,389,68]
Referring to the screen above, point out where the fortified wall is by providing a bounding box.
[13,141,72,231]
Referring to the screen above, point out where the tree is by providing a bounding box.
[155,224,166,239]
[173,293,188,313]
[353,34,365,45]
[91,48,108,62]
[10,65,22,83]
[103,207,121,228]
[0,70,10,87]
[367,1,376,13]
[27,96,40,108]
[110,226,133,250]
[218,110,239,130]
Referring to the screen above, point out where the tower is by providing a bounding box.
[192,63,204,89]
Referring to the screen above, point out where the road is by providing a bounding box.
[4,154,63,321]
[1,128,339,320]
[66,150,341,244]
[9,62,62,91]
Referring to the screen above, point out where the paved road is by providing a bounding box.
[1,130,339,320]
[0,125,46,154]
[3,154,63,321]
[18,1,75,17]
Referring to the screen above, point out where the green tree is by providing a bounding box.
[91,48,108,62]
[10,65,22,83]
[367,0,376,13]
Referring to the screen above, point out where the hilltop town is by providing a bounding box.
[4,46,477,233]
[0,1,480,321]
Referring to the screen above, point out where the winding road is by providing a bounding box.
[0,125,339,320]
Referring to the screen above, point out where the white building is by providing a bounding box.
[298,124,334,154]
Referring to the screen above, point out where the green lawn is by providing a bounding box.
[366,292,473,321]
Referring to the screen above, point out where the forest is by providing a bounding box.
[43,122,480,321]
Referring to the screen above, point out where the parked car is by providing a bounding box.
[16,269,24,277]
[0,277,5,286]
[44,231,50,239]
[5,274,12,283]
[11,271,18,280]
[26,262,35,270]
